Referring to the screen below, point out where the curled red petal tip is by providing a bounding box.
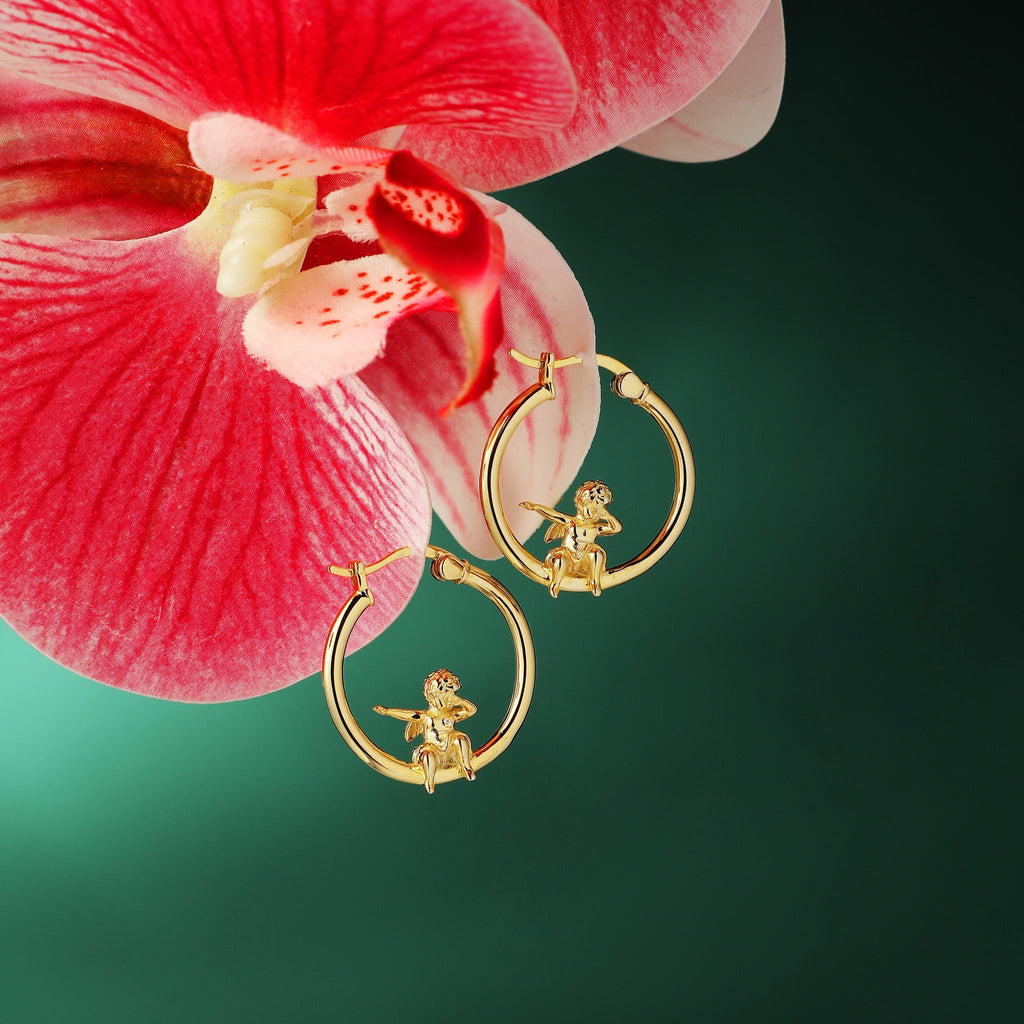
[368,151,504,416]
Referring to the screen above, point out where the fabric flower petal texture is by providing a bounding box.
[0,232,431,702]
[0,0,784,701]
[401,0,786,189]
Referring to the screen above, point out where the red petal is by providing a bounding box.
[360,202,598,557]
[368,151,504,414]
[0,69,210,238]
[401,0,778,189]
[0,0,576,144]
[0,231,430,701]
[623,0,785,162]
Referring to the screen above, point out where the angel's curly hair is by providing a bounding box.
[575,480,612,509]
[424,668,461,694]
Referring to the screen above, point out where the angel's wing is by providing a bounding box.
[404,718,426,743]
[544,522,566,543]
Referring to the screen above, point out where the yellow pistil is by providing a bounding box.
[186,177,317,297]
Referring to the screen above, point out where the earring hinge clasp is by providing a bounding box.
[329,546,412,594]
[509,349,582,387]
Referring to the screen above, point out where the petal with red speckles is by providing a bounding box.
[0,230,430,701]
[368,151,504,415]
[401,0,779,189]
[187,113,391,183]
[622,0,785,162]
[0,68,210,239]
[242,251,446,385]
[360,202,598,558]
[320,175,386,243]
[0,0,576,145]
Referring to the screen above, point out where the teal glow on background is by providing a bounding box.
[2,6,1020,1021]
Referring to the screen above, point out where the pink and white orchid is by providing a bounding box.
[0,0,784,701]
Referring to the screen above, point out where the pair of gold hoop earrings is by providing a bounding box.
[323,350,695,793]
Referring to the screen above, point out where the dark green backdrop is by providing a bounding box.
[2,5,1020,1021]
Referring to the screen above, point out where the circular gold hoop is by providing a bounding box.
[480,352,695,592]
[323,545,535,787]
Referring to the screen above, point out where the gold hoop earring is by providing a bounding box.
[323,544,535,793]
[480,350,695,598]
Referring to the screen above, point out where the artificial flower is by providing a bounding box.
[0,0,784,701]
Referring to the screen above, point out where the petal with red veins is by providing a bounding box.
[0,0,576,144]
[242,252,445,386]
[0,68,210,239]
[0,231,430,701]
[401,0,778,190]
[623,0,785,162]
[360,202,598,558]
[368,151,504,415]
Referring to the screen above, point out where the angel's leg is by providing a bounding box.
[452,733,476,781]
[586,546,607,596]
[418,747,439,794]
[546,550,568,598]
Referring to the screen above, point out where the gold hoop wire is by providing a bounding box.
[323,545,535,786]
[480,351,696,592]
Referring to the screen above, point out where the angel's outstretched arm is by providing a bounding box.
[373,706,421,721]
[520,501,570,525]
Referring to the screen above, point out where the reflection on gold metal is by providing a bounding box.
[374,669,477,794]
[480,350,695,595]
[520,481,621,597]
[322,545,535,792]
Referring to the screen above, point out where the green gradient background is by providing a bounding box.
[2,6,1020,1021]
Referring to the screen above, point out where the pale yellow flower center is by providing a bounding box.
[185,177,317,297]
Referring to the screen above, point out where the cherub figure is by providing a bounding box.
[520,480,622,597]
[374,669,477,794]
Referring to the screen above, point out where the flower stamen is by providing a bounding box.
[218,202,296,297]
[199,178,316,298]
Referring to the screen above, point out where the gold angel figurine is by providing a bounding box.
[520,480,622,597]
[374,669,477,794]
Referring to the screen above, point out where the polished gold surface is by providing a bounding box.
[374,668,477,794]
[480,350,695,593]
[323,545,535,791]
[520,481,621,597]
[328,545,411,582]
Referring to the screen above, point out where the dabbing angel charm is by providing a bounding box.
[481,350,696,596]
[520,480,621,597]
[323,545,535,794]
[373,668,477,794]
